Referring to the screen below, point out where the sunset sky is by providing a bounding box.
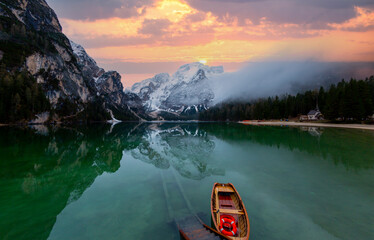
[47,0,374,87]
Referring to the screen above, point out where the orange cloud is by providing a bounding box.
[329,6,374,31]
[61,17,142,38]
[59,0,374,69]
[146,0,195,22]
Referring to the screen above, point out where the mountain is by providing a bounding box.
[130,62,224,119]
[69,41,146,121]
[0,0,143,123]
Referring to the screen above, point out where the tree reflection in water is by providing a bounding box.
[1,122,373,240]
[0,124,139,240]
[0,123,223,240]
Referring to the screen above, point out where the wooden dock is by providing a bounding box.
[178,215,231,240]
[160,169,231,240]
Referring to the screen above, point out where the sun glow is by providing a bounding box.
[59,0,374,72]
[146,0,195,23]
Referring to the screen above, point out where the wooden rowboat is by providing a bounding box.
[211,183,250,240]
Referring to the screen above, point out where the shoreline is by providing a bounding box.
[2,121,374,131]
[239,121,374,131]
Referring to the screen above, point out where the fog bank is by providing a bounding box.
[212,62,374,104]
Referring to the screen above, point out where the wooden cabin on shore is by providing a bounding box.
[299,109,324,122]
[307,109,324,121]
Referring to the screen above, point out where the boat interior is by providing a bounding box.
[212,184,249,239]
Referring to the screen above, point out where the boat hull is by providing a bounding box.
[211,183,250,240]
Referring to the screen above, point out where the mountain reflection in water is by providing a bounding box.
[0,123,373,240]
[0,123,223,240]
[130,124,222,179]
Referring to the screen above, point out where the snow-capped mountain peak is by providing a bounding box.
[131,72,170,95]
[173,62,223,84]
[129,62,224,116]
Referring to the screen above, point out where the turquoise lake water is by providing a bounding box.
[0,123,373,239]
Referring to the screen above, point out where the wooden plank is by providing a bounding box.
[203,223,232,240]
[217,186,235,192]
[179,215,230,240]
[215,187,220,226]
[219,209,244,215]
[214,208,244,215]
[179,229,191,240]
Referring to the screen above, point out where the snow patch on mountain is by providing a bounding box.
[130,62,224,116]
[70,41,97,67]
[70,40,105,79]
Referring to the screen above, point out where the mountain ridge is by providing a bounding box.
[0,0,144,122]
[129,62,224,119]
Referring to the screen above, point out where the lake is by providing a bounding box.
[0,123,373,240]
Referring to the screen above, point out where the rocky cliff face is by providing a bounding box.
[24,47,93,106]
[0,0,142,121]
[69,41,147,121]
[0,0,220,122]
[70,40,105,79]
[1,0,62,33]
[130,62,224,119]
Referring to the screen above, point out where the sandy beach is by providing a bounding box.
[239,121,374,131]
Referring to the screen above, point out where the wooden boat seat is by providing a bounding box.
[214,208,245,215]
[217,186,235,193]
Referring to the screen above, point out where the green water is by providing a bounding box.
[0,123,374,240]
